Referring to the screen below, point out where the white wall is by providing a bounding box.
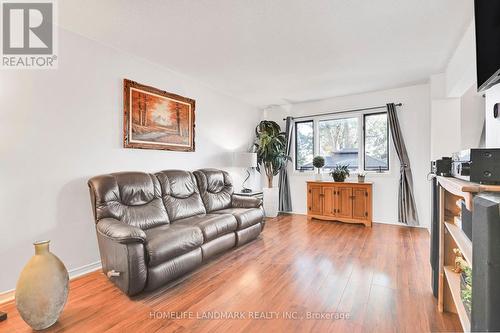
[430,98,461,160]
[429,84,484,160]
[264,84,431,229]
[460,84,485,148]
[429,18,485,161]
[445,22,476,98]
[430,18,490,158]
[0,28,261,293]
[485,84,500,147]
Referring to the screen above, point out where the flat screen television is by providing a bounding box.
[474,0,500,92]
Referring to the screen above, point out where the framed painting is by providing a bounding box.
[123,79,195,151]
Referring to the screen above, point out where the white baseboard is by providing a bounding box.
[68,261,102,279]
[0,261,102,305]
[284,212,428,229]
[0,289,14,305]
[283,211,307,216]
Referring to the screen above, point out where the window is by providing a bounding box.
[295,121,314,171]
[319,117,359,169]
[364,113,389,171]
[294,112,390,172]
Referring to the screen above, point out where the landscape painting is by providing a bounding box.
[123,79,195,151]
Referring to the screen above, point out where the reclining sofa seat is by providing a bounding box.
[88,169,264,296]
[193,169,266,245]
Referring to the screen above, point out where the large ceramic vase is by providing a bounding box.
[263,187,279,217]
[16,240,69,330]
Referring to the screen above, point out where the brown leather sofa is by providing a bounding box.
[88,169,264,296]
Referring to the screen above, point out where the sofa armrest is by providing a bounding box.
[96,218,146,244]
[232,195,263,209]
[96,229,147,295]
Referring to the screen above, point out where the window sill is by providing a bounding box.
[292,170,393,177]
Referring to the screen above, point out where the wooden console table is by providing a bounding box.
[436,176,500,332]
[306,181,372,227]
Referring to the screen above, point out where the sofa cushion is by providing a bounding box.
[194,169,233,212]
[88,172,169,230]
[155,170,206,221]
[212,208,264,230]
[145,249,202,291]
[175,214,237,242]
[232,195,263,208]
[144,224,203,267]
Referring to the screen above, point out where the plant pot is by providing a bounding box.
[460,272,472,320]
[358,175,365,183]
[16,240,69,330]
[332,174,346,182]
[263,187,279,217]
[315,173,322,181]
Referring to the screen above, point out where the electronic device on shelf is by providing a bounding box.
[451,148,500,184]
[431,157,452,176]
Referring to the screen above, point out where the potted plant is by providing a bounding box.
[460,266,472,319]
[357,170,366,183]
[330,164,350,182]
[453,248,472,319]
[254,120,290,217]
[312,156,325,181]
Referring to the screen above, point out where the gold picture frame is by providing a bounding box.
[123,79,195,151]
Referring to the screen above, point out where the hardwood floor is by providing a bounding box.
[0,214,461,333]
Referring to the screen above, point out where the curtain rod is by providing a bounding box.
[283,103,402,121]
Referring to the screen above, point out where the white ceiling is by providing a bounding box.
[59,0,473,107]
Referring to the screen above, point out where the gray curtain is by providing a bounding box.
[387,103,419,226]
[278,117,293,212]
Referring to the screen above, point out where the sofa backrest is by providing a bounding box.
[155,170,206,221]
[88,172,169,229]
[194,169,233,212]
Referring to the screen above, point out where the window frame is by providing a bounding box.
[318,116,361,170]
[363,112,390,172]
[293,110,391,173]
[294,119,314,171]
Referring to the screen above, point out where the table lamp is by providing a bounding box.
[233,152,257,193]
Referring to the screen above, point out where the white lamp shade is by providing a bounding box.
[233,152,257,168]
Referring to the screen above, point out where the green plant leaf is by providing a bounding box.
[254,120,290,182]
